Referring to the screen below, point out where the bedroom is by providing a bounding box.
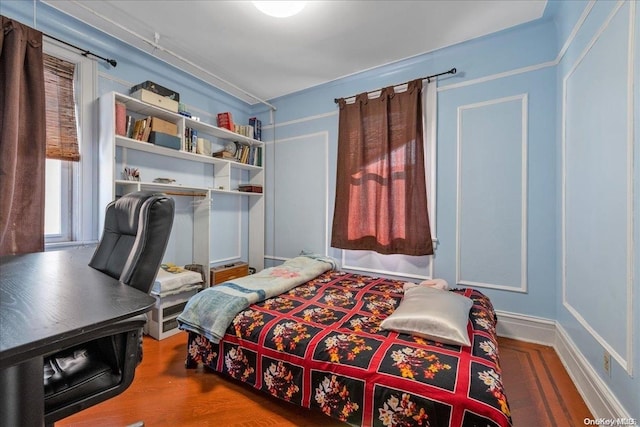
[0,0,637,425]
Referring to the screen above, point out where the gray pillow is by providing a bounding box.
[380,286,473,346]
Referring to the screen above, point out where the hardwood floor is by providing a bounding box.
[58,333,592,426]
[498,337,592,426]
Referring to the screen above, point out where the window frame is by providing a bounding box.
[43,40,98,249]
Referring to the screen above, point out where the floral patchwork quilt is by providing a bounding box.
[185,271,512,427]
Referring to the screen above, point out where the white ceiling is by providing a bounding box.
[44,1,547,105]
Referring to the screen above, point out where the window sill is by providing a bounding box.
[45,240,98,252]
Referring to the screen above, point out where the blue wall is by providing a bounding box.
[554,0,639,417]
[2,0,637,418]
[260,8,559,319]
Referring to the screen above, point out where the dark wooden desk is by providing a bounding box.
[0,248,156,426]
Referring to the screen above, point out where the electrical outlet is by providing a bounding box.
[603,351,611,377]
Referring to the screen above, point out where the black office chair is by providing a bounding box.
[43,191,175,426]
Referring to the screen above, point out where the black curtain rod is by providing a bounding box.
[334,67,457,104]
[44,33,117,67]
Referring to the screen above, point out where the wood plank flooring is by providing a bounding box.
[57,333,592,426]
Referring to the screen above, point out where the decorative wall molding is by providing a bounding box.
[456,94,528,293]
[267,131,330,259]
[438,1,597,93]
[561,0,634,375]
[263,111,338,129]
[210,197,242,264]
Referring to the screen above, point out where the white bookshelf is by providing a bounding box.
[98,91,265,285]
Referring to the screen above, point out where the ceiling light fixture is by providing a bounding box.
[253,1,306,18]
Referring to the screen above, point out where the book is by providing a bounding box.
[238,184,262,193]
[241,145,250,164]
[212,150,236,159]
[132,119,144,141]
[184,127,192,151]
[196,137,212,156]
[125,115,134,139]
[249,117,262,141]
[217,112,234,131]
[141,116,152,142]
[190,129,198,153]
[115,102,127,136]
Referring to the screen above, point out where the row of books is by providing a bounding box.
[116,102,180,143]
[121,116,154,142]
[184,127,198,153]
[235,143,262,166]
[234,124,255,139]
[216,112,262,141]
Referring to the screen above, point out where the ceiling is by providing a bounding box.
[44,1,547,105]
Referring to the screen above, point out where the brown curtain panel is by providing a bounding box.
[332,79,434,256]
[0,16,46,255]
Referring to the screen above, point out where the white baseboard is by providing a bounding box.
[495,310,556,346]
[554,324,632,420]
[495,310,632,419]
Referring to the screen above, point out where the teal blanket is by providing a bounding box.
[176,255,337,343]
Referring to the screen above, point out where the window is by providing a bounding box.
[43,41,97,247]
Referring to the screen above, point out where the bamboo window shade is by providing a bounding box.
[44,53,80,161]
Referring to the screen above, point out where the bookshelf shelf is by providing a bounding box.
[99,91,265,283]
[115,136,262,171]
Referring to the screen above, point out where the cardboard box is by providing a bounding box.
[130,80,180,102]
[131,88,179,113]
[150,117,178,136]
[149,131,181,150]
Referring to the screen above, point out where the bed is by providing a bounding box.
[177,256,512,427]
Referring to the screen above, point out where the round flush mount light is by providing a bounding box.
[253,1,306,18]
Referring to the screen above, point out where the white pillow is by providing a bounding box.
[380,286,473,346]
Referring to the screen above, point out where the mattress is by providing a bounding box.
[151,266,202,297]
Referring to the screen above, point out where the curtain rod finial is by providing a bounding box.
[107,59,117,67]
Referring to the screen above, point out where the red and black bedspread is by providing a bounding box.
[185,270,512,427]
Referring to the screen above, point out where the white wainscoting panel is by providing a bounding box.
[561,1,634,374]
[272,132,329,258]
[210,196,242,263]
[456,94,528,293]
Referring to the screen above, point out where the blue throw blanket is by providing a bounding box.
[177,255,337,343]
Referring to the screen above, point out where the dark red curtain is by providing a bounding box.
[331,79,433,256]
[0,16,46,255]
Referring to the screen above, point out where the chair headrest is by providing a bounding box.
[89,191,175,294]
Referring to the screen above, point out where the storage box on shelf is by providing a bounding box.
[99,91,266,275]
[130,80,180,102]
[210,262,249,285]
[131,88,179,113]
